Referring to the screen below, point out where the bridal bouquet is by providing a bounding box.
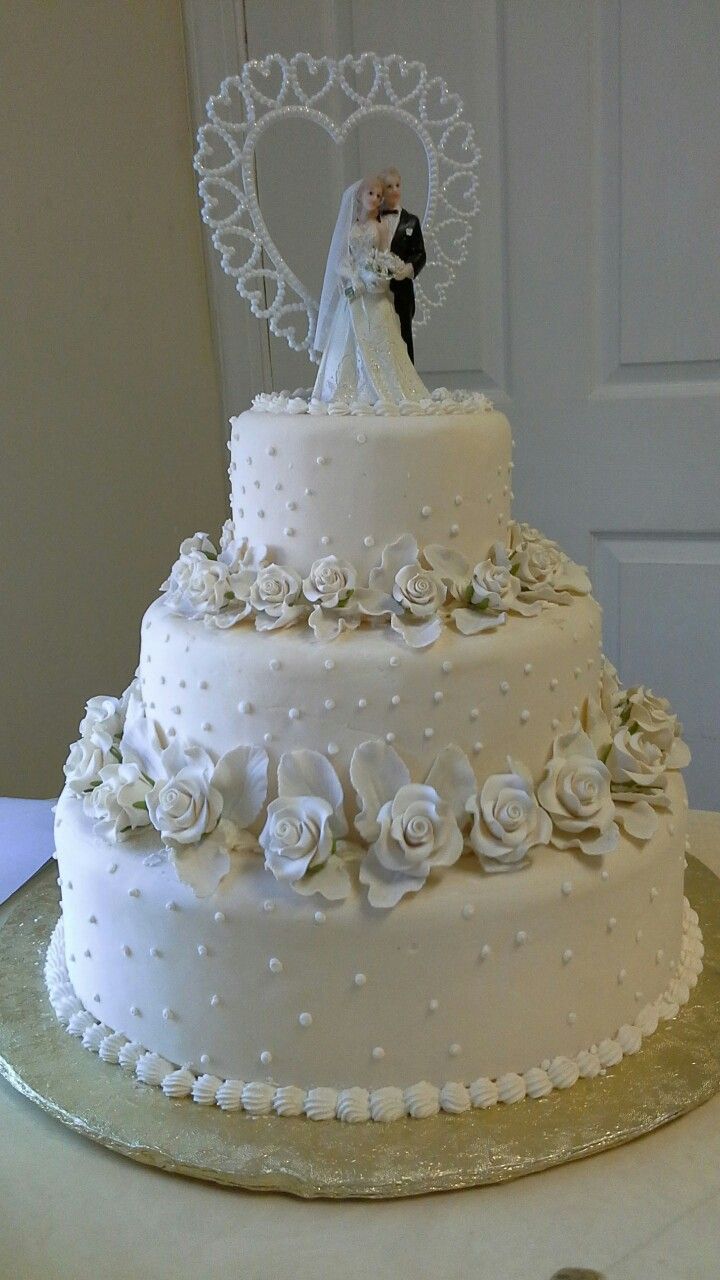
[343,249,404,299]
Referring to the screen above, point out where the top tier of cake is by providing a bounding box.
[229,408,512,576]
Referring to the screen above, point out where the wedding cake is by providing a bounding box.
[46,58,701,1123]
[47,386,701,1122]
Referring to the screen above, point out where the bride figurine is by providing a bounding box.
[310,176,429,407]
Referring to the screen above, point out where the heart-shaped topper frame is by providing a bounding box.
[194,52,481,363]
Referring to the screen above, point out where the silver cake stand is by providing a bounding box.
[1,818,719,1200]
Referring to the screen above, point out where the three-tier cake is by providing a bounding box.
[47,390,701,1123]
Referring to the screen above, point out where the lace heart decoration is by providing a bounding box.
[195,52,481,362]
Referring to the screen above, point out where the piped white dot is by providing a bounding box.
[391,694,401,706]
[372,1046,385,1061]
[520,709,530,723]
[442,661,453,674]
[480,944,491,960]
[421,505,432,518]
[461,903,475,920]
[288,707,300,720]
[363,535,375,548]
[449,1043,462,1057]
[428,998,439,1012]
[389,655,400,668]
[327,742,339,756]
[423,727,434,739]
[607,917,617,932]
[433,690,443,704]
[567,1012,577,1026]
[473,741,484,754]
[263,900,275,913]
[324,658,335,671]
[324,697,335,710]
[260,1051,272,1066]
[515,930,527,946]
[449,523,460,536]
[165,900,177,912]
[524,663,533,675]
[500,680,510,694]
[197,944,208,957]
[269,957,283,974]
[314,910,326,925]
[562,948,573,965]
[357,698,367,710]
[200,1053,210,1067]
[454,495,463,506]
[561,880,573,896]
[121,944,131,958]
[269,658,280,671]
[354,973,366,987]
[162,1007,175,1021]
[238,700,253,715]
[214,911,225,924]
[298,1012,312,1028]
[618,969,627,985]
[601,869,610,881]
[385,732,396,743]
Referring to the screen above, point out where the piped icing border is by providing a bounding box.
[44,898,703,1123]
[249,389,494,416]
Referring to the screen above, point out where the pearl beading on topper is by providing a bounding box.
[194,52,482,361]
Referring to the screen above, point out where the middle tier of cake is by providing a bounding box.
[139,591,603,804]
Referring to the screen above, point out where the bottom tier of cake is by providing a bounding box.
[48,774,703,1120]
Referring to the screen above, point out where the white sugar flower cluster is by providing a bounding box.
[159,523,592,649]
[62,667,690,908]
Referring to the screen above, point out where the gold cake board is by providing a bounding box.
[1,841,719,1200]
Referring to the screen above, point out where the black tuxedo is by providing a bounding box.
[384,207,426,364]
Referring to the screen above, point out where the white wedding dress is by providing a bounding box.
[312,207,428,406]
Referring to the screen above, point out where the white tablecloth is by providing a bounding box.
[2,803,719,1280]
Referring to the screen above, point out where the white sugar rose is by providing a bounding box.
[508,522,591,603]
[260,796,335,883]
[63,737,113,795]
[351,741,474,907]
[82,762,152,842]
[467,760,551,871]
[360,783,463,907]
[250,563,305,631]
[259,750,351,899]
[147,744,222,846]
[538,724,618,856]
[78,695,125,752]
[168,552,233,615]
[621,686,690,769]
[393,563,446,616]
[606,724,668,789]
[372,783,463,871]
[303,556,357,608]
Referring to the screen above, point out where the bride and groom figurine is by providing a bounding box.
[311,168,428,406]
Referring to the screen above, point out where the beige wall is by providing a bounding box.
[1,1,228,796]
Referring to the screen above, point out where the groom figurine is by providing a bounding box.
[380,166,426,364]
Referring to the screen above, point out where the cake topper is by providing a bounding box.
[194,53,481,368]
